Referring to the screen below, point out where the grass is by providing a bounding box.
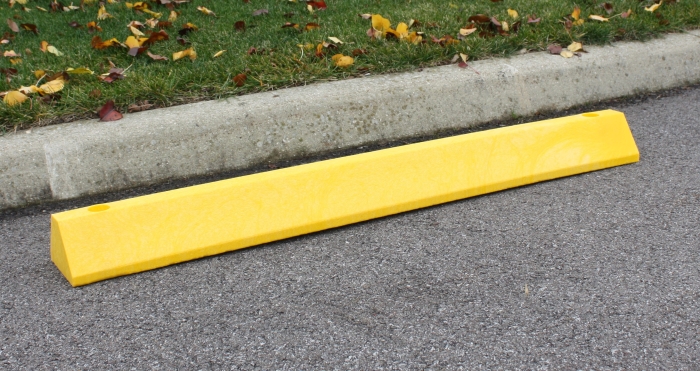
[1,0,699,131]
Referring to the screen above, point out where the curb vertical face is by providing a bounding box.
[50,110,639,286]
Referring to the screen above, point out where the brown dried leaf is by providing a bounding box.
[146,51,168,60]
[7,19,20,32]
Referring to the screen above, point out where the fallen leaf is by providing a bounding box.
[36,6,48,11]
[3,90,28,106]
[567,41,583,52]
[39,79,64,95]
[359,13,372,20]
[328,36,343,44]
[7,19,20,32]
[213,50,225,58]
[9,58,22,64]
[331,53,354,67]
[507,9,518,19]
[307,0,326,10]
[168,10,178,21]
[304,22,320,31]
[571,6,581,21]
[128,100,154,112]
[468,14,490,23]
[252,9,268,16]
[47,45,64,56]
[233,73,247,87]
[352,48,367,56]
[645,2,661,12]
[97,5,112,20]
[178,23,198,36]
[560,50,574,58]
[234,21,245,32]
[173,47,196,61]
[87,21,102,32]
[527,14,541,23]
[372,14,391,31]
[34,70,45,79]
[98,100,123,121]
[20,23,38,34]
[197,6,216,16]
[281,22,299,29]
[602,3,614,14]
[547,44,563,54]
[146,51,168,60]
[91,36,124,49]
[68,21,82,28]
[129,26,145,36]
[589,15,609,22]
[40,40,49,52]
[3,50,20,57]
[621,9,633,18]
[89,89,102,98]
[65,67,94,74]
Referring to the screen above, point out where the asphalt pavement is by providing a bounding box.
[1,86,699,370]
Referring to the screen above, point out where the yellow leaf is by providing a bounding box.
[573,19,585,26]
[40,40,49,52]
[560,50,574,58]
[47,45,64,56]
[34,70,45,79]
[645,1,661,12]
[307,4,313,13]
[142,9,162,18]
[395,22,408,38]
[173,47,196,61]
[18,85,41,95]
[567,42,583,52]
[331,54,354,67]
[125,2,133,7]
[213,50,226,58]
[3,91,28,106]
[197,6,215,16]
[372,14,391,32]
[66,67,94,74]
[3,50,20,57]
[405,31,422,44]
[129,26,144,36]
[36,6,47,11]
[571,6,581,21]
[589,15,609,22]
[168,10,178,21]
[97,5,112,20]
[459,53,468,63]
[328,36,343,44]
[39,80,64,95]
[9,58,21,65]
[502,21,509,32]
[124,36,140,48]
[459,28,477,37]
[507,9,519,19]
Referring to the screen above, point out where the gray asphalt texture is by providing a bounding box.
[1,86,699,370]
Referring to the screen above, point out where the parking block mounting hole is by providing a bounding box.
[88,204,110,212]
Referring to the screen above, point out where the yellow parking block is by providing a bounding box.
[51,110,639,286]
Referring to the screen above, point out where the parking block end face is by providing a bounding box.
[50,110,639,286]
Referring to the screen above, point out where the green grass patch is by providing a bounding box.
[1,0,699,131]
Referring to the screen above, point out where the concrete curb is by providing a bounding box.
[2,31,699,211]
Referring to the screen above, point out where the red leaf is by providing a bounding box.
[307,0,327,10]
[98,100,123,121]
[234,20,245,32]
[233,73,247,87]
